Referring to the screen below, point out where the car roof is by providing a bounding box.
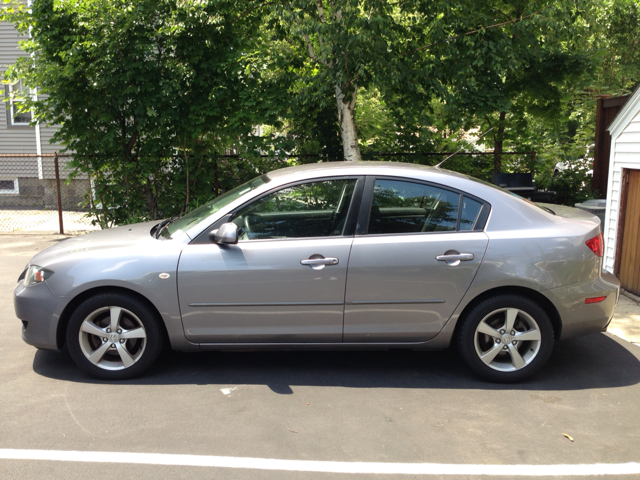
[265,161,470,181]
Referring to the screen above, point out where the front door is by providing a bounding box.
[178,177,360,343]
[344,177,489,342]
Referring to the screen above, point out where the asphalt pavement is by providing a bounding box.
[1,234,640,480]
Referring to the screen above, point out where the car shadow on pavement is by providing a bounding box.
[32,332,640,392]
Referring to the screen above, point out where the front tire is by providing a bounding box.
[457,294,555,383]
[66,293,164,380]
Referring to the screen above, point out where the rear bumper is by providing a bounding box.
[546,271,620,340]
[14,281,63,351]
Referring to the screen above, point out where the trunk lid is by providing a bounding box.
[537,203,601,226]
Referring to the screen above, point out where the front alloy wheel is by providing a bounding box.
[67,293,163,379]
[78,306,147,371]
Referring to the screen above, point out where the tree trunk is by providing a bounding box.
[144,183,158,219]
[493,111,506,173]
[335,84,362,162]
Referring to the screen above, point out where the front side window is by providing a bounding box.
[367,179,461,234]
[233,179,357,240]
[6,79,33,126]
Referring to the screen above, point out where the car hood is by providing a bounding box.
[30,220,162,267]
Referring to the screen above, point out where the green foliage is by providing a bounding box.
[265,0,605,173]
[2,0,291,225]
[87,154,289,228]
[550,160,597,206]
[2,0,639,222]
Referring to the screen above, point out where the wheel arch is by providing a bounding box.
[454,286,562,341]
[56,286,169,350]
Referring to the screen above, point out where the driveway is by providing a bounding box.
[1,234,640,479]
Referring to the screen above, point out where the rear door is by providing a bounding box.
[344,177,489,342]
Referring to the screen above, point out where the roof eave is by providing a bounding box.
[608,84,640,139]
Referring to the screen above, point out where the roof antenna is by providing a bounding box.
[435,127,494,168]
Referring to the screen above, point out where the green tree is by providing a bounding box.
[3,0,286,225]
[420,1,594,173]
[440,0,639,182]
[269,1,595,167]
[495,0,640,203]
[596,0,640,94]
[270,0,404,161]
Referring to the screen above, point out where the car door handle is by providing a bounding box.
[301,257,339,266]
[436,253,474,262]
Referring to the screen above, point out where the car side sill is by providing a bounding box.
[197,341,443,351]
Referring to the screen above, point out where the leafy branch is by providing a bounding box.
[402,10,544,57]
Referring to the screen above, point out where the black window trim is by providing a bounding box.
[355,175,491,237]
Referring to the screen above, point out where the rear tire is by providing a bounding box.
[66,293,164,380]
[457,294,555,383]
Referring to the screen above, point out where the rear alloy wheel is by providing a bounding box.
[67,294,163,380]
[457,295,554,382]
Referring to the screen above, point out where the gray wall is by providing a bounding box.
[0,177,90,210]
[0,7,65,156]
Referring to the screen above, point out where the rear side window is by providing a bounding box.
[460,196,483,231]
[368,179,459,234]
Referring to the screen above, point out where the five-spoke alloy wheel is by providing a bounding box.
[67,293,164,380]
[457,294,554,383]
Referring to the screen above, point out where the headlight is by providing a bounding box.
[24,265,54,286]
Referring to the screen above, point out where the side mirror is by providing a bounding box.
[210,222,238,245]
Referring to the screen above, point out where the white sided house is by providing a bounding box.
[603,85,640,296]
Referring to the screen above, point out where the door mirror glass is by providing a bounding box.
[210,222,238,244]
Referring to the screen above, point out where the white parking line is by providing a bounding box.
[0,449,639,476]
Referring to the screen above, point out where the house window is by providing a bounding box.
[6,79,33,126]
[0,179,19,195]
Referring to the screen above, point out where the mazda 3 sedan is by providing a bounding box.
[14,162,619,382]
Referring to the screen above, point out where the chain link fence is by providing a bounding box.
[0,151,536,233]
[0,154,97,233]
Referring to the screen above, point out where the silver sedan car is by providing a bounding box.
[14,162,619,382]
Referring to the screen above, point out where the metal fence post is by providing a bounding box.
[530,151,536,173]
[54,152,64,235]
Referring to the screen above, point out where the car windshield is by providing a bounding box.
[163,175,270,237]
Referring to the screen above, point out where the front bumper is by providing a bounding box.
[546,271,621,340]
[14,280,64,351]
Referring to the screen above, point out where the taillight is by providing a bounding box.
[585,296,607,304]
[585,233,604,257]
